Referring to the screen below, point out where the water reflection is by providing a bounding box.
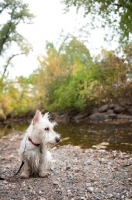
[0,122,132,153]
[55,122,132,153]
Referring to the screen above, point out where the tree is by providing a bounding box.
[0,0,34,80]
[37,38,95,111]
[59,36,92,65]
[96,49,127,85]
[62,0,132,42]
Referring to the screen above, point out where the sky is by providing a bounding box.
[2,0,118,79]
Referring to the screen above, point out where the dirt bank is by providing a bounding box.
[1,98,132,126]
[0,133,132,200]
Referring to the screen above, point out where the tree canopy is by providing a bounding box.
[62,0,132,42]
[0,36,132,118]
[0,1,132,118]
[36,38,132,112]
[0,0,34,80]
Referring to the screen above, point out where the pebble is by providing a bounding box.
[65,166,71,170]
[87,187,94,192]
[0,139,132,200]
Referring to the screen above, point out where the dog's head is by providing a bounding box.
[31,110,60,145]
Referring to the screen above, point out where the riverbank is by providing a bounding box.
[1,98,132,126]
[0,133,132,200]
[52,99,132,123]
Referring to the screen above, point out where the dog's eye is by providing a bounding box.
[45,127,49,131]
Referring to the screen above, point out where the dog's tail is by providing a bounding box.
[0,161,24,181]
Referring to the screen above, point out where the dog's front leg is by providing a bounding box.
[20,158,30,179]
[39,152,49,178]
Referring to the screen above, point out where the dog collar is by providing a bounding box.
[28,137,40,147]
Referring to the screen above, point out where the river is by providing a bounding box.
[0,122,132,153]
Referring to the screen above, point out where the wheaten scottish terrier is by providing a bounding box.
[19,110,60,178]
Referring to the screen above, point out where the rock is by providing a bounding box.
[81,197,86,200]
[91,108,98,114]
[0,140,132,200]
[56,113,71,123]
[87,187,94,192]
[129,116,132,120]
[106,109,114,114]
[117,115,130,119]
[73,111,90,122]
[53,180,60,185]
[104,114,117,120]
[109,103,119,109]
[127,108,132,115]
[114,106,124,114]
[98,104,108,113]
[89,112,105,121]
[120,99,132,107]
[86,183,92,187]
[65,166,71,170]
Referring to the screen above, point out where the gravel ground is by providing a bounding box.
[0,133,132,200]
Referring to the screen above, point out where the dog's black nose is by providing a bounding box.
[55,137,60,143]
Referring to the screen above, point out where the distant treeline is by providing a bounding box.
[0,38,132,119]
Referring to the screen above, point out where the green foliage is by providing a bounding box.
[0,76,34,118]
[0,93,12,119]
[36,38,132,112]
[95,49,127,85]
[0,37,132,118]
[36,38,96,111]
[61,0,132,42]
[36,38,124,111]
[0,0,34,54]
[0,0,34,81]
[0,0,35,118]
[59,37,92,66]
[52,71,94,111]
[0,1,132,118]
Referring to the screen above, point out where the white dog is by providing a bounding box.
[19,110,60,178]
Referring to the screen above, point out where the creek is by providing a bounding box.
[0,122,132,153]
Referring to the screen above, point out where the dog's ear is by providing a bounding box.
[43,112,50,120]
[32,110,42,125]
[52,121,57,128]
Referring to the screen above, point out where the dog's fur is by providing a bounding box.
[19,110,60,178]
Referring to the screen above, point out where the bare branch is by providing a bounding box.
[0,3,9,14]
[112,2,132,12]
[1,53,25,81]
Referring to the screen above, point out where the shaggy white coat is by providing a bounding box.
[19,110,60,178]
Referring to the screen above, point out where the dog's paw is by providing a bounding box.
[39,171,49,178]
[20,172,30,179]
[50,165,54,171]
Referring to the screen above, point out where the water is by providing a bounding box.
[56,122,132,153]
[0,122,132,153]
